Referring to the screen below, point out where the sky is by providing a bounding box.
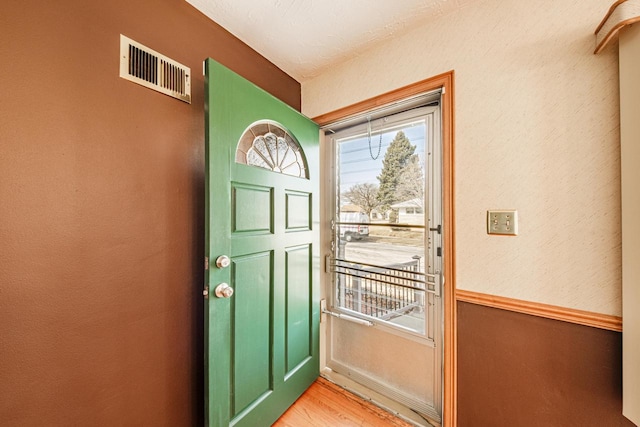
[337,119,427,195]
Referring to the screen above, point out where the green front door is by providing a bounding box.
[204,59,319,427]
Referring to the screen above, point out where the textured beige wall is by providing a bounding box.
[303,0,621,315]
[620,22,640,425]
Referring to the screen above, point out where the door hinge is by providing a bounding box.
[203,285,209,299]
[204,256,209,270]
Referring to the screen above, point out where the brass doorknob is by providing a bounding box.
[214,283,234,298]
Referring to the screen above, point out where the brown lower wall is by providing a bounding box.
[457,301,636,427]
[0,1,299,426]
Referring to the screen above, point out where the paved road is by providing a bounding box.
[339,240,425,267]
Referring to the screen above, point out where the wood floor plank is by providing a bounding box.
[273,378,415,427]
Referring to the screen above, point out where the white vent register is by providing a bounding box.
[119,35,191,103]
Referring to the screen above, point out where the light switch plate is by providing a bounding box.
[487,210,518,235]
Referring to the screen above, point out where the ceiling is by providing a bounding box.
[186,0,476,81]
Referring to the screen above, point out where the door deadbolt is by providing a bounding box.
[216,255,231,269]
[214,283,234,298]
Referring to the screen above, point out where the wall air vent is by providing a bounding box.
[119,34,191,104]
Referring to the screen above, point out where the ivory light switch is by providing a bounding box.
[487,210,518,235]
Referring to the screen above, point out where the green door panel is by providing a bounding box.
[231,183,273,234]
[285,191,312,231]
[204,59,319,427]
[285,244,313,373]
[232,251,273,416]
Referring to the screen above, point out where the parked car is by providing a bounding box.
[339,212,370,241]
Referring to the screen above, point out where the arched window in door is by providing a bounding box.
[236,120,308,179]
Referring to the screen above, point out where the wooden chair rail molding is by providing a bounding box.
[595,0,640,54]
[456,289,623,332]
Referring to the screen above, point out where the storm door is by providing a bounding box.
[204,59,320,427]
[323,96,443,424]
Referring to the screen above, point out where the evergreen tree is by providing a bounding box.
[376,131,417,212]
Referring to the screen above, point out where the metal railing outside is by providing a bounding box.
[332,258,426,320]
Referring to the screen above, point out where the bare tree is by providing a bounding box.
[396,155,424,208]
[343,183,379,216]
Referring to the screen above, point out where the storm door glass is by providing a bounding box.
[333,109,438,336]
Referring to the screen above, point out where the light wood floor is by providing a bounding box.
[273,377,415,427]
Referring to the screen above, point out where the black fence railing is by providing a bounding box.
[333,258,426,320]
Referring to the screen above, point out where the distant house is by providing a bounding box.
[390,198,424,224]
[340,204,363,213]
[369,208,385,221]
